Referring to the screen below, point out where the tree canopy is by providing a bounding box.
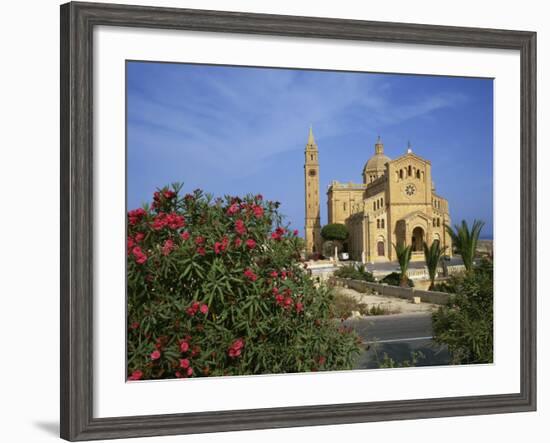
[321,223,349,242]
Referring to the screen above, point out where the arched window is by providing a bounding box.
[310,154,313,161]
[343,202,347,211]
[437,218,441,227]
[381,219,385,229]
[381,197,384,207]
[408,165,412,176]
[373,202,376,211]
[377,241,385,256]
[399,169,403,179]
[377,219,380,229]
[433,218,436,227]
[416,169,421,179]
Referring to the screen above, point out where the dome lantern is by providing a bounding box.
[362,137,391,184]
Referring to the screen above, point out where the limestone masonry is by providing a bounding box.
[304,128,452,262]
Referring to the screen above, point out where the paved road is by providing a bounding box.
[345,313,450,369]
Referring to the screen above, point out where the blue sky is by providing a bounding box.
[127,62,493,239]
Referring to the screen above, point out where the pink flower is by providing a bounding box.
[163,190,176,199]
[165,213,185,229]
[132,246,147,264]
[179,358,190,369]
[214,237,229,254]
[128,208,146,218]
[234,219,246,236]
[244,268,257,282]
[271,227,286,241]
[270,271,278,278]
[228,338,244,358]
[226,203,240,215]
[187,367,193,376]
[128,208,146,225]
[180,231,190,241]
[152,212,167,230]
[293,229,299,236]
[128,370,143,381]
[135,232,145,242]
[186,301,200,317]
[200,304,209,315]
[295,302,304,313]
[252,205,264,218]
[180,340,189,353]
[196,247,206,256]
[234,238,242,247]
[162,239,174,256]
[150,350,161,360]
[246,238,256,250]
[127,236,135,251]
[195,236,205,245]
[151,212,184,230]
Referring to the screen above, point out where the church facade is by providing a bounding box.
[304,128,452,262]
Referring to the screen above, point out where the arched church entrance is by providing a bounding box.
[411,226,424,252]
[377,241,385,256]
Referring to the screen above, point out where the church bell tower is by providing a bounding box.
[304,127,322,255]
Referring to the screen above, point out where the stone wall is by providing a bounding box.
[332,277,452,305]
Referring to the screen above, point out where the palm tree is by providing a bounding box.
[445,219,485,272]
[423,240,446,290]
[394,243,413,287]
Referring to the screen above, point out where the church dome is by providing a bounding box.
[364,152,391,172]
[363,137,390,174]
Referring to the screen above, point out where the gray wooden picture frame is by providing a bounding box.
[60,1,537,441]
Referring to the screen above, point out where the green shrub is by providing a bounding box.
[331,292,369,319]
[375,350,425,368]
[367,304,400,316]
[380,272,414,287]
[432,281,453,293]
[331,291,400,319]
[127,184,361,380]
[334,264,375,282]
[321,223,349,242]
[432,259,493,364]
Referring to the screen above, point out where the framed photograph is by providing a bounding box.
[60,1,536,440]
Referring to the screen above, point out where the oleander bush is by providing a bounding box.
[432,259,493,364]
[127,184,361,381]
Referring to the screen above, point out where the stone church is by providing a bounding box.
[304,128,452,262]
